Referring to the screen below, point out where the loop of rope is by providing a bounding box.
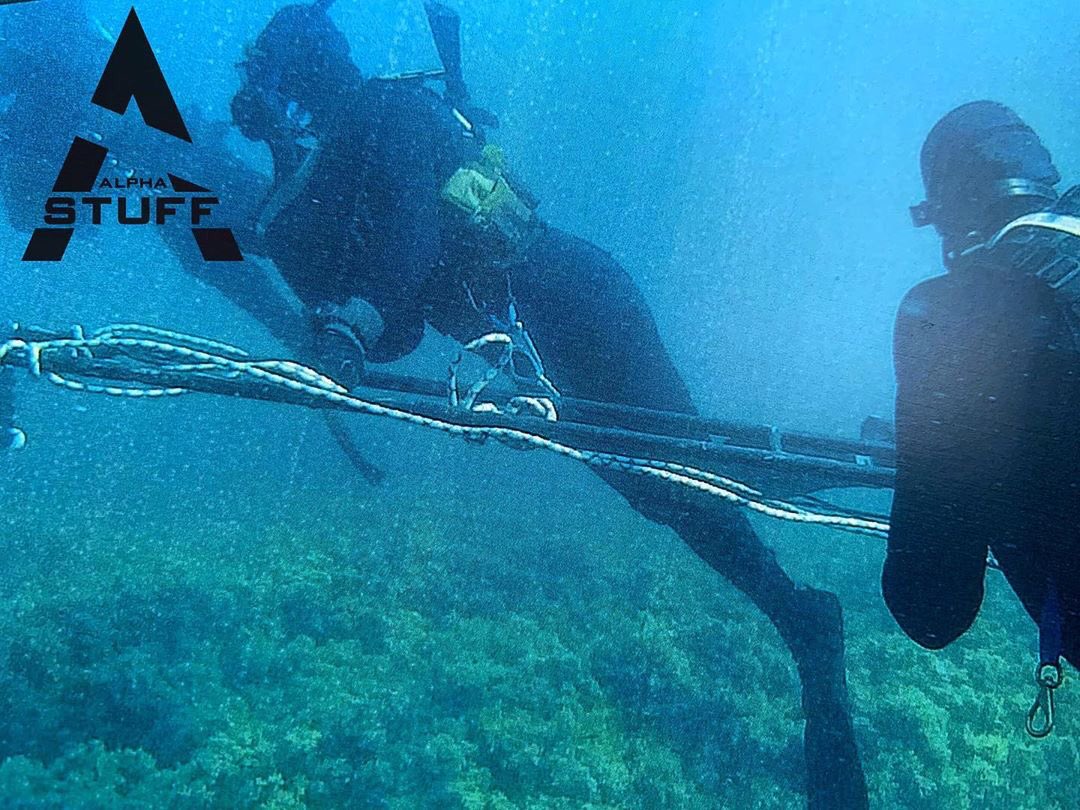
[448,331,559,421]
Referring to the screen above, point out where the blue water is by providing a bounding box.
[1,1,1077,807]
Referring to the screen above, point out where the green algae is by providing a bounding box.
[0,480,1074,808]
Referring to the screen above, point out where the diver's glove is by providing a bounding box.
[231,84,280,143]
[311,298,385,391]
[313,318,367,390]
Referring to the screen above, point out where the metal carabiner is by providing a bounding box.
[1025,661,1063,738]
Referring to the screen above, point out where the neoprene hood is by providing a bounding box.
[911,101,1060,237]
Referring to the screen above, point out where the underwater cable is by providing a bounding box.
[0,323,890,538]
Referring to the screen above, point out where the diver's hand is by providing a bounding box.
[310,298,386,390]
[313,318,367,391]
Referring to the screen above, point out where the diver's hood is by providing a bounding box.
[911,101,1060,235]
[236,0,449,139]
[238,0,362,127]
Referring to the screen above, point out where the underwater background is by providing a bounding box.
[1,0,1079,806]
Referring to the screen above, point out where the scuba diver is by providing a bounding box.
[887,101,1080,734]
[0,0,301,344]
[0,0,383,481]
[233,2,868,805]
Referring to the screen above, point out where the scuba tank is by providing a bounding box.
[422,1,498,131]
[417,2,539,258]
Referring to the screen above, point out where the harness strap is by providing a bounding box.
[255,140,322,238]
[988,212,1080,289]
[990,211,1080,245]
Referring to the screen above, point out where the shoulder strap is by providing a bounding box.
[987,211,1080,290]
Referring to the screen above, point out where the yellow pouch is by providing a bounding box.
[441,145,537,251]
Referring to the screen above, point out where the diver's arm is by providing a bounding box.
[883,277,991,649]
[356,87,444,364]
[154,142,314,353]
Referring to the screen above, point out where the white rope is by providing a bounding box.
[448,331,559,421]
[0,325,890,538]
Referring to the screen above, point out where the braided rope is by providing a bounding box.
[448,331,560,421]
[0,326,890,538]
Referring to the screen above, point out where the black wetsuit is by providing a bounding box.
[252,66,867,806]
[886,259,1080,667]
[261,80,461,363]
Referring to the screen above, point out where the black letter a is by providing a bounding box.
[91,8,191,142]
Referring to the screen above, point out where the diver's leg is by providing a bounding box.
[607,472,867,809]
[487,228,867,808]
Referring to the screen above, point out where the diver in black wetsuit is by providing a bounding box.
[233,3,868,805]
[0,0,305,348]
[887,102,1080,720]
[0,0,385,480]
